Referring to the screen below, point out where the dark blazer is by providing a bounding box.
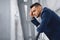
[31,7,60,40]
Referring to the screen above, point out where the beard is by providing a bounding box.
[37,13,41,18]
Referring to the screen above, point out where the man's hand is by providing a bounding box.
[29,10,34,18]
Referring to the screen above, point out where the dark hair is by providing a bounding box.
[30,3,41,8]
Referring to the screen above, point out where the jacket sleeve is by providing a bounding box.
[37,11,52,33]
[31,17,40,27]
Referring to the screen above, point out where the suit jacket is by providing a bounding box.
[31,7,60,40]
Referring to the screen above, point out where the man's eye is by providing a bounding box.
[33,10,36,12]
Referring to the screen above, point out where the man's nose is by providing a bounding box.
[33,13,36,15]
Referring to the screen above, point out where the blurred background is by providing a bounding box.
[0,0,60,40]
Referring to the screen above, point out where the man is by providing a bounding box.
[29,3,60,40]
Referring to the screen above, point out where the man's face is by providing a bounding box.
[30,6,42,18]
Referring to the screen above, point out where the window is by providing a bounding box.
[24,0,27,2]
[24,5,28,20]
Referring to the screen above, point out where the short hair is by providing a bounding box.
[30,3,41,8]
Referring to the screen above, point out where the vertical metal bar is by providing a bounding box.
[27,0,36,40]
[17,0,29,40]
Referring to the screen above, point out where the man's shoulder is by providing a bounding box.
[43,7,55,13]
[42,7,55,15]
[43,7,52,12]
[42,7,51,15]
[41,7,54,18]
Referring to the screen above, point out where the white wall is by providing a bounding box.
[0,0,10,40]
[10,0,24,40]
[46,0,60,11]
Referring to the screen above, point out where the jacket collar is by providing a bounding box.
[41,7,48,18]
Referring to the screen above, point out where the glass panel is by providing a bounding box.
[56,8,60,16]
[24,0,27,2]
[29,24,32,36]
[24,5,28,20]
[32,0,38,4]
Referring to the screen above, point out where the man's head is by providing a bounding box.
[30,3,42,18]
